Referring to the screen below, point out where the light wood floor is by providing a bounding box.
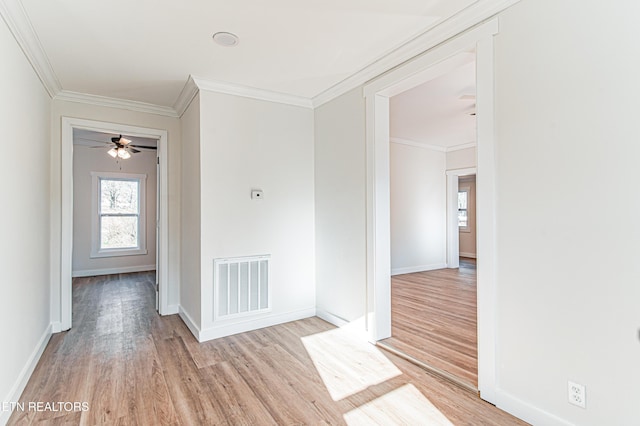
[9,271,526,425]
[381,258,478,388]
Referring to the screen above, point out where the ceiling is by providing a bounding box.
[19,0,477,107]
[73,129,157,148]
[390,56,476,150]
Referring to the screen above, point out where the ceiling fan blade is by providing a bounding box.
[130,148,141,153]
[129,144,157,150]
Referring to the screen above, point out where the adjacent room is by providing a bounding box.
[381,56,480,390]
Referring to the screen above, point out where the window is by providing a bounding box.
[91,172,147,258]
[458,187,470,232]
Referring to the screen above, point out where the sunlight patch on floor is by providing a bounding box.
[301,326,402,401]
[343,384,454,426]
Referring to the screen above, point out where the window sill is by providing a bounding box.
[90,248,148,258]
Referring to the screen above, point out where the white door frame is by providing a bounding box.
[60,117,170,330]
[363,19,499,403]
[447,167,477,269]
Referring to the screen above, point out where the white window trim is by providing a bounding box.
[90,171,147,258]
[458,185,471,233]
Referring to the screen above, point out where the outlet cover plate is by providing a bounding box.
[568,381,586,408]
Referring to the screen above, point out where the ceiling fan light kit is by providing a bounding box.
[103,134,156,160]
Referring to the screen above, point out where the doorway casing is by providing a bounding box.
[447,167,477,269]
[59,117,170,331]
[363,19,499,403]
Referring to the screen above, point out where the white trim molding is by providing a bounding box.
[173,76,199,117]
[315,309,349,328]
[178,306,201,340]
[313,0,521,107]
[364,18,499,405]
[72,264,156,278]
[60,117,171,331]
[448,142,477,152]
[495,389,574,426]
[459,252,477,259]
[55,91,178,117]
[184,307,316,343]
[391,263,447,276]
[0,324,52,425]
[0,0,61,97]
[390,138,478,153]
[390,137,447,152]
[192,76,313,109]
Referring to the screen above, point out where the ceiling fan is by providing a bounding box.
[107,135,157,160]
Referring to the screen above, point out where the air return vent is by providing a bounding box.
[213,255,271,321]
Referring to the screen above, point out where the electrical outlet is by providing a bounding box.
[568,381,586,408]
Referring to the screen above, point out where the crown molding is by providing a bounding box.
[312,0,521,108]
[391,138,477,153]
[55,91,178,118]
[447,141,477,152]
[390,137,447,152]
[191,76,313,109]
[173,76,199,117]
[0,0,62,97]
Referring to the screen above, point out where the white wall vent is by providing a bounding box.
[213,255,271,321]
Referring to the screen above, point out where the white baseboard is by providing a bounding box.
[72,264,156,277]
[460,252,477,259]
[316,309,349,327]
[51,321,62,333]
[163,304,179,315]
[0,324,52,425]
[178,306,201,340]
[198,307,316,342]
[391,263,447,276]
[496,389,573,426]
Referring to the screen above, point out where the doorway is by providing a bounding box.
[60,118,169,331]
[363,20,498,402]
[380,55,479,389]
[71,129,159,305]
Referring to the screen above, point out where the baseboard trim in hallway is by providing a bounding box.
[376,341,478,395]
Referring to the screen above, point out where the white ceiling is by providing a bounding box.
[20,0,476,107]
[390,57,476,149]
[73,129,157,148]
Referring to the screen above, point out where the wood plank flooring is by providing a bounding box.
[381,258,478,388]
[9,270,526,425]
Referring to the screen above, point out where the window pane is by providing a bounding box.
[458,191,468,209]
[101,179,138,214]
[458,210,468,227]
[101,216,138,249]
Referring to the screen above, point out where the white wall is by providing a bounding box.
[72,146,157,275]
[314,88,366,323]
[180,95,201,329]
[50,100,182,321]
[390,143,447,274]
[0,18,52,423]
[197,91,316,338]
[458,176,476,258]
[312,1,640,423]
[446,146,476,170]
[494,0,640,423]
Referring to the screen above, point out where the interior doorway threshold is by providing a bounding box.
[376,341,479,396]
